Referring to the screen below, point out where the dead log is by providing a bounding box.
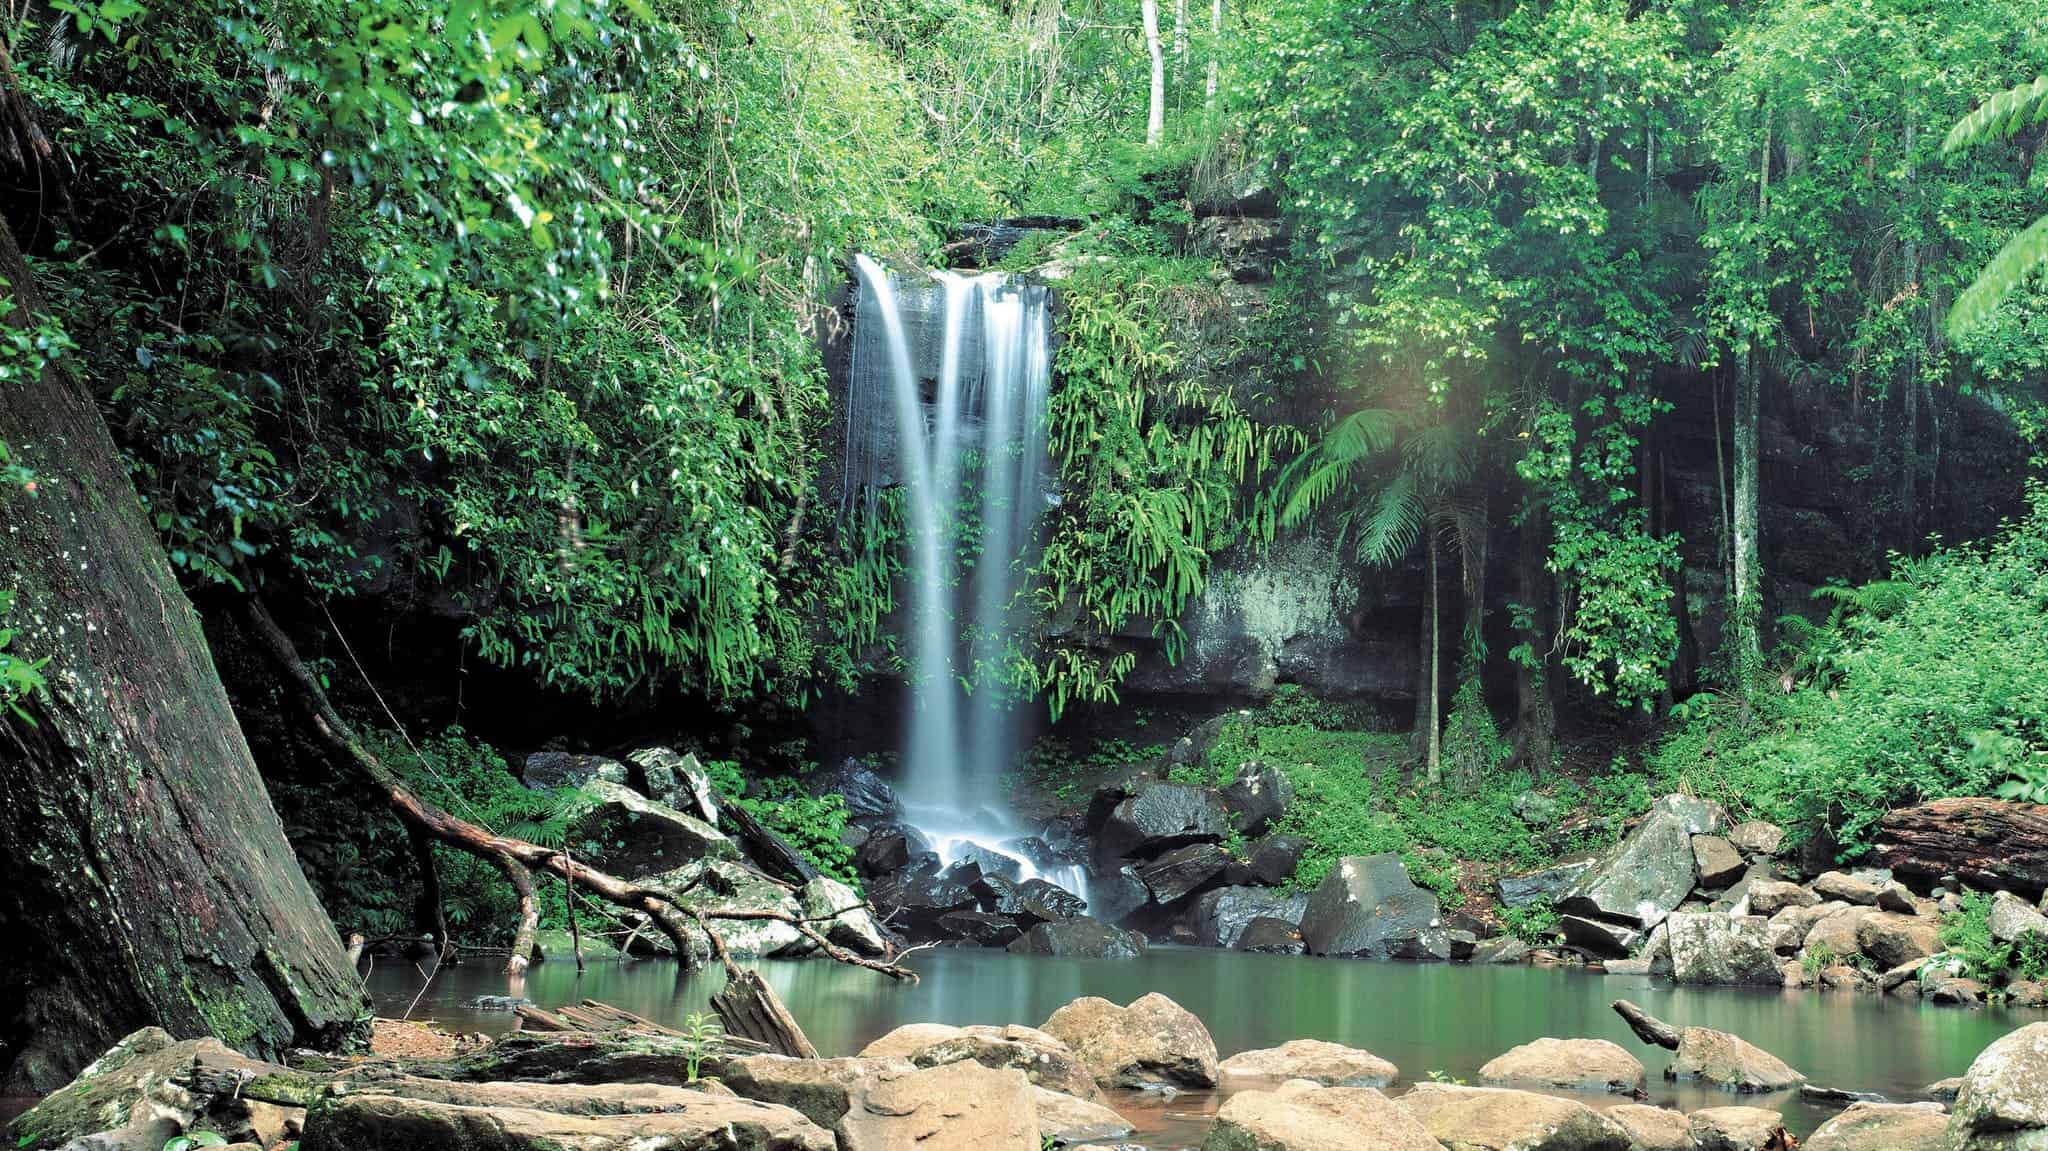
[513,1004,576,1033]
[1874,798,2048,898]
[723,802,821,885]
[711,971,819,1059]
[1612,999,1682,1050]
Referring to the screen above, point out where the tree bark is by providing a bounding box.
[1874,798,2048,899]
[0,217,368,1093]
[1422,526,1442,785]
[1205,0,1223,108]
[1142,0,1166,147]
[1731,352,1762,691]
[1512,501,1555,778]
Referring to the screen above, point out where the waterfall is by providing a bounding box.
[846,255,1082,897]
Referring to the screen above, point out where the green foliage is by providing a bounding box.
[1655,482,2048,856]
[1945,76,2048,336]
[1938,892,2012,983]
[162,1132,227,1151]
[700,760,858,885]
[1442,680,1513,787]
[679,1011,725,1084]
[0,589,49,725]
[1499,897,1561,946]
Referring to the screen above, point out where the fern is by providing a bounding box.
[1945,77,2048,335]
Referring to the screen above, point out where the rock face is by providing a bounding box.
[1192,887,1312,949]
[1202,1083,1445,1151]
[797,877,886,955]
[1560,796,1725,928]
[1396,1083,1630,1151]
[1301,854,1450,961]
[1947,1021,2048,1151]
[1218,1040,1399,1087]
[1040,993,1220,1090]
[1477,1038,1646,1095]
[835,1062,1039,1151]
[572,779,738,878]
[1667,913,1780,985]
[1007,917,1147,959]
[1136,843,1233,904]
[1498,855,1601,910]
[299,1091,835,1151]
[1097,783,1232,862]
[1222,761,1296,837]
[1669,1028,1806,1093]
[1801,1101,1948,1151]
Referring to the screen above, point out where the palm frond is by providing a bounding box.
[1351,471,1424,568]
[1944,76,2048,154]
[1277,408,1398,528]
[1949,215,2048,337]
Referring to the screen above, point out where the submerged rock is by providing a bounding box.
[1202,1083,1443,1151]
[1218,1040,1398,1088]
[1032,1087,1132,1146]
[1007,917,1147,959]
[1478,1038,1646,1095]
[1300,853,1450,961]
[1040,992,1219,1090]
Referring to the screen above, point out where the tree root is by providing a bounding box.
[244,600,917,984]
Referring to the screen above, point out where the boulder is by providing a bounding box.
[1667,913,1780,985]
[523,751,628,791]
[298,1091,834,1151]
[1473,938,1532,964]
[1219,1040,1398,1087]
[1477,1038,1646,1095]
[1032,1087,1132,1146]
[956,844,1027,882]
[1395,1082,1630,1150]
[1802,1101,1948,1151]
[1498,855,1601,910]
[571,779,739,877]
[1097,783,1232,862]
[9,1030,290,1151]
[1192,886,1311,949]
[1687,1106,1784,1151]
[1249,834,1309,886]
[715,1056,914,1129]
[935,910,1025,946]
[1222,761,1295,837]
[867,860,981,937]
[1927,975,1988,1005]
[1694,837,1747,889]
[1238,916,1308,954]
[1745,880,1818,917]
[1927,1076,1966,1102]
[1007,917,1147,958]
[1604,1104,1693,1151]
[1811,872,1883,906]
[1202,1083,1445,1151]
[1947,1021,2048,1150]
[626,748,719,818]
[1989,890,2048,944]
[1039,993,1219,1090]
[1853,911,1939,969]
[1768,901,1845,954]
[1560,796,1725,929]
[1301,854,1451,961]
[1800,905,1875,960]
[1136,843,1233,905]
[976,875,1086,927]
[835,1061,1039,1151]
[853,824,933,877]
[1728,821,1787,857]
[1669,1027,1805,1093]
[853,1024,1100,1102]
[1084,866,1150,926]
[805,759,897,820]
[797,877,886,955]
[2011,980,2048,1008]
[641,860,807,959]
[1561,915,1640,959]
[1514,790,1565,829]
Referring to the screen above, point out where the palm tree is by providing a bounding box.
[1945,75,2048,336]
[1276,408,1480,786]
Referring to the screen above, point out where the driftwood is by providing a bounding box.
[245,601,917,985]
[1612,999,1682,1050]
[1875,797,2048,898]
[710,970,818,1059]
[515,999,769,1054]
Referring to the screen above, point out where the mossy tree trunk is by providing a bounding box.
[0,216,370,1093]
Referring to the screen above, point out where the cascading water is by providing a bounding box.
[846,255,1084,899]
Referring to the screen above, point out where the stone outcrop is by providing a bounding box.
[1559,796,1725,929]
[1301,854,1451,960]
[1477,1038,1646,1095]
[1874,798,2048,897]
[10,1030,291,1151]
[1946,1021,2048,1151]
[1396,1083,1630,1150]
[835,1061,1040,1151]
[1040,993,1220,1090]
[1667,913,1780,985]
[1218,1040,1398,1087]
[1202,1082,1445,1151]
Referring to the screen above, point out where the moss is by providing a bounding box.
[186,976,264,1051]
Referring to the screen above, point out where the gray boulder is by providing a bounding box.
[1811,871,1885,906]
[1746,880,1819,917]
[1007,917,1147,959]
[852,823,933,877]
[1947,1021,2048,1151]
[1040,993,1219,1090]
[805,759,897,820]
[570,779,739,878]
[1560,915,1640,958]
[642,859,807,959]
[866,860,981,937]
[1670,1027,1806,1093]
[1803,1102,1948,1151]
[1248,834,1309,886]
[1191,886,1311,949]
[935,910,1025,947]
[1728,821,1787,857]
[1300,854,1450,961]
[524,751,628,791]
[1221,761,1295,837]
[1694,836,1747,889]
[1097,782,1231,862]
[1667,913,1781,985]
[1135,843,1231,905]
[1559,795,1724,928]
[1497,854,1601,910]
[1236,917,1307,954]
[1988,890,2048,944]
[797,877,885,955]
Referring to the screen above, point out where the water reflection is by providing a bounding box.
[370,947,2037,1143]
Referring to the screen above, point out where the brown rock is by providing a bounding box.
[1873,797,2048,895]
[1477,1038,1646,1095]
[1031,1087,1131,1145]
[855,1024,1099,1101]
[1694,837,1747,889]
[836,1062,1039,1151]
[1928,976,1987,1005]
[857,1024,964,1060]
[1396,1083,1629,1150]
[1728,822,1787,857]
[1687,1106,1783,1151]
[1746,880,1819,917]
[1803,1101,1949,1151]
[1219,1039,1398,1087]
[1874,883,1923,915]
[1801,905,1875,959]
[1855,911,1939,969]
[1767,901,1843,954]
[1669,1027,1806,1093]
[1201,1083,1444,1151]
[1819,964,1867,990]
[715,1056,914,1129]
[1811,872,1883,906]
[1040,992,1219,1089]
[2010,980,2048,1008]
[298,1091,833,1151]
[1604,1104,1693,1151]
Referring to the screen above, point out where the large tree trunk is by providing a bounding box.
[1142,0,1165,147]
[1731,352,1762,691]
[1874,798,2048,899]
[1512,502,1555,778]
[0,218,369,1093]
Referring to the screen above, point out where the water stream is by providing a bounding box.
[372,950,2036,1147]
[845,255,1077,892]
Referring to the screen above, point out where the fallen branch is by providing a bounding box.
[1611,999,1683,1050]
